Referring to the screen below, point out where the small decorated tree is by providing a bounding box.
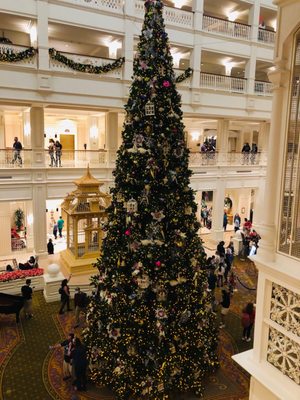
[84,1,218,398]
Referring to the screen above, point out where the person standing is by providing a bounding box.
[50,333,75,381]
[57,216,64,238]
[74,287,88,328]
[55,140,62,167]
[59,275,72,314]
[233,213,241,232]
[223,212,228,232]
[48,139,56,167]
[72,338,88,392]
[241,302,256,342]
[21,279,33,319]
[53,222,58,239]
[220,289,230,328]
[47,238,54,254]
[12,136,23,166]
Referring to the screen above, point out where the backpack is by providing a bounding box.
[59,287,63,295]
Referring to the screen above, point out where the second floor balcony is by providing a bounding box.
[0,148,267,170]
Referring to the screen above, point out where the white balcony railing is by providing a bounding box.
[200,72,246,93]
[202,15,251,40]
[189,151,267,167]
[0,44,37,68]
[258,28,276,45]
[60,0,123,13]
[135,1,193,28]
[49,52,123,79]
[254,81,273,96]
[0,149,33,168]
[45,150,107,168]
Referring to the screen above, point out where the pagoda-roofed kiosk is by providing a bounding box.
[60,167,111,276]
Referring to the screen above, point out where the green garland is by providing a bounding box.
[0,47,37,62]
[49,48,125,74]
[175,67,193,83]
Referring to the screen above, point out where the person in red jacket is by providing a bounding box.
[241,302,255,342]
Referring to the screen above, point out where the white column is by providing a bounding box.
[0,112,5,150]
[212,181,225,242]
[123,3,134,82]
[37,0,49,71]
[23,111,31,148]
[216,119,229,163]
[25,201,34,251]
[256,65,289,260]
[193,0,204,31]
[32,185,47,254]
[252,180,265,229]
[245,49,257,95]
[30,106,45,167]
[106,112,118,163]
[248,2,260,40]
[191,42,201,89]
[0,202,12,255]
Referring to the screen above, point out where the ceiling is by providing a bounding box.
[203,0,251,23]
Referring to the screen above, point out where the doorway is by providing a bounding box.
[60,134,75,161]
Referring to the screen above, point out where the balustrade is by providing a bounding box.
[254,81,273,96]
[49,52,123,79]
[60,0,123,12]
[189,151,267,167]
[135,1,193,28]
[202,15,250,40]
[200,72,246,93]
[258,28,276,45]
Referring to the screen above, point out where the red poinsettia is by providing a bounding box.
[0,268,44,282]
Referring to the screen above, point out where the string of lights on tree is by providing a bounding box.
[0,46,37,62]
[49,48,125,74]
[83,0,218,399]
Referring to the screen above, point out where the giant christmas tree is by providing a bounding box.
[84,1,218,398]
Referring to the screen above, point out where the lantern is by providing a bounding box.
[145,101,155,116]
[126,198,138,213]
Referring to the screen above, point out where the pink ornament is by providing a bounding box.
[163,80,170,87]
[155,261,161,267]
[125,229,131,236]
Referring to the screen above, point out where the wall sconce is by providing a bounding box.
[56,208,59,212]
[190,131,201,141]
[228,11,239,22]
[46,209,48,212]
[90,125,98,139]
[24,122,31,137]
[55,134,57,138]
[106,40,122,59]
[27,214,34,225]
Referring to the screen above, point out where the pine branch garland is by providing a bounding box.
[49,48,125,74]
[175,67,193,83]
[0,47,37,62]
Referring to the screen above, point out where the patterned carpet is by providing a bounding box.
[0,259,257,400]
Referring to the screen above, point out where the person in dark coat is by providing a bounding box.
[72,338,88,391]
[47,238,54,254]
[59,275,72,314]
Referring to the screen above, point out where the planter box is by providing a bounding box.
[0,274,44,295]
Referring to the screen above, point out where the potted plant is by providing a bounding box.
[14,208,24,231]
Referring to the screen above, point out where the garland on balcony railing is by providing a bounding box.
[175,67,193,83]
[49,48,125,74]
[0,46,37,62]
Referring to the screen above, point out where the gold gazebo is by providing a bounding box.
[60,166,111,275]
